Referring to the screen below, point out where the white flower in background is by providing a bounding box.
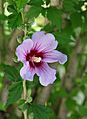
[81,2,87,11]
[73,91,85,105]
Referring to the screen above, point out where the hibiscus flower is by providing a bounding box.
[16,31,67,86]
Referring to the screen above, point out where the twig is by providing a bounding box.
[22,10,28,119]
[23,80,27,119]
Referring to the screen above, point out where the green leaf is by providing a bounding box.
[7,0,15,5]
[43,23,54,32]
[66,98,77,111]
[63,0,75,13]
[0,14,7,21]
[7,115,19,119]
[27,6,42,20]
[82,22,87,32]
[54,24,73,53]
[66,112,79,119]
[6,81,23,106]
[47,7,62,30]
[15,0,28,11]
[29,0,44,6]
[8,12,22,28]
[18,99,28,112]
[0,64,21,81]
[26,75,39,89]
[28,104,52,119]
[58,88,67,97]
[80,74,87,85]
[0,102,5,111]
[7,5,17,13]
[79,106,87,116]
[45,0,50,5]
[70,12,82,28]
[63,0,79,13]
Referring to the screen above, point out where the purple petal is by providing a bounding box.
[36,62,56,86]
[32,32,58,52]
[20,64,35,81]
[32,31,45,41]
[16,39,33,62]
[43,50,67,64]
[32,31,45,49]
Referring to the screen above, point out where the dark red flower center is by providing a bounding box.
[26,49,44,68]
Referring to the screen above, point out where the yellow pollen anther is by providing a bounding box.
[32,56,41,63]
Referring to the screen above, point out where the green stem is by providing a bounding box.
[23,80,27,119]
[21,11,28,119]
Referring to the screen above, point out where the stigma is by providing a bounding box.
[32,56,42,63]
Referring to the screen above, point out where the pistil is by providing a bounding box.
[32,56,41,63]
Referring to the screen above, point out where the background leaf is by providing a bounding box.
[29,0,44,6]
[0,64,21,81]
[6,81,23,106]
[47,7,62,30]
[15,0,28,11]
[8,12,22,28]
[27,6,42,20]
[28,104,52,119]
